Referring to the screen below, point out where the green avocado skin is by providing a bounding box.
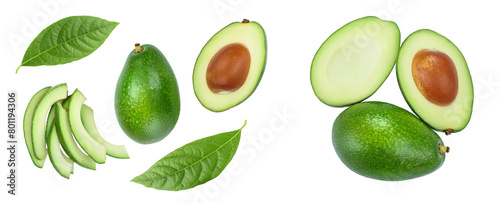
[115,44,180,144]
[332,101,445,181]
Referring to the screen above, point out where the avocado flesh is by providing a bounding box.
[68,89,106,163]
[32,83,68,160]
[47,120,74,179]
[115,44,180,144]
[56,102,96,170]
[332,101,446,181]
[23,86,51,168]
[81,104,129,159]
[397,29,473,133]
[193,19,267,112]
[311,16,400,107]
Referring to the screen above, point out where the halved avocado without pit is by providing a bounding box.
[396,29,473,134]
[311,16,400,106]
[193,19,267,112]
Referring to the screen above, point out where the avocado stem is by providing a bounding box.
[439,144,450,155]
[242,19,250,23]
[134,43,144,54]
[444,129,454,135]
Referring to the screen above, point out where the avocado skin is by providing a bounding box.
[332,101,445,181]
[115,44,180,144]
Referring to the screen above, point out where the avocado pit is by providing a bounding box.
[412,49,458,106]
[206,42,251,93]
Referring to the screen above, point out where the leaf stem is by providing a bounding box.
[15,65,21,74]
[241,120,247,129]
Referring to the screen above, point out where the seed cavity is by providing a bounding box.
[206,43,251,94]
[412,49,458,106]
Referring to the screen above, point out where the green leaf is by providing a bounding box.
[16,16,119,73]
[132,121,247,191]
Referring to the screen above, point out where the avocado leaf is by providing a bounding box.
[16,16,118,73]
[132,121,246,191]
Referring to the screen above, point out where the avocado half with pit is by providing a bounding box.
[193,19,267,112]
[311,16,400,106]
[396,29,473,134]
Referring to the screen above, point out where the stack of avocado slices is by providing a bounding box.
[24,84,129,179]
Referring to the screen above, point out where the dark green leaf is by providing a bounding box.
[16,16,118,73]
[132,121,246,191]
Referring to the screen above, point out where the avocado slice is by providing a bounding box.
[81,104,129,159]
[396,29,473,134]
[47,119,74,179]
[23,86,51,168]
[68,89,106,163]
[193,19,267,112]
[47,96,75,174]
[115,43,180,144]
[45,94,73,140]
[32,83,68,160]
[46,102,75,175]
[311,16,400,106]
[332,101,448,181]
[55,102,96,170]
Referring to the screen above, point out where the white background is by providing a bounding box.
[1,0,499,202]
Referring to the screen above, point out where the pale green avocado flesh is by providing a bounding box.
[396,29,473,133]
[311,16,400,107]
[193,19,267,112]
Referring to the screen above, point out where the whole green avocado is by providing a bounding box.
[332,101,448,181]
[115,43,180,144]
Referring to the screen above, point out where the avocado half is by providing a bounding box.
[397,29,473,134]
[311,16,400,107]
[193,19,267,112]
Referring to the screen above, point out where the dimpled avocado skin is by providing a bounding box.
[332,101,445,181]
[115,44,180,144]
